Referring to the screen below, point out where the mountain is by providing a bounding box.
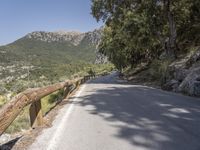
[0,28,106,92]
[0,28,103,63]
[25,28,102,46]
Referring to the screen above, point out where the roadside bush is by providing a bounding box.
[148,60,171,83]
[0,95,7,108]
[6,108,30,134]
[2,64,115,134]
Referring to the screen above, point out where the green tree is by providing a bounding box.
[91,0,199,69]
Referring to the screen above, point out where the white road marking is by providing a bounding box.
[47,84,86,150]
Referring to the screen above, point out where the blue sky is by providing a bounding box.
[0,0,103,45]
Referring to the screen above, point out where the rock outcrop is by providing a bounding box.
[25,27,107,64]
[26,31,84,46]
[162,48,200,96]
[179,67,200,96]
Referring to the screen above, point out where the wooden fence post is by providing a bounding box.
[81,78,85,84]
[63,86,70,99]
[29,100,43,128]
[75,80,80,88]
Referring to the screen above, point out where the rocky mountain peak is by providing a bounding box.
[25,28,103,46]
[25,31,84,46]
[53,30,82,35]
[24,27,107,64]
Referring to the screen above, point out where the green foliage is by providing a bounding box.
[87,68,96,76]
[88,63,115,75]
[6,108,30,134]
[70,63,114,78]
[148,60,171,82]
[0,95,7,108]
[0,36,97,87]
[5,90,64,134]
[0,38,96,63]
[0,35,108,93]
[48,90,64,104]
[91,0,199,70]
[2,63,114,134]
[41,90,64,115]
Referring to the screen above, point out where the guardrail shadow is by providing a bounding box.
[0,136,21,150]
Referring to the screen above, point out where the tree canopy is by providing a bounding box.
[91,0,200,70]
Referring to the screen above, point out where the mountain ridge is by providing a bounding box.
[24,28,102,46]
[0,27,107,93]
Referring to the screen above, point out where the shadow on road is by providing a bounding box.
[0,137,21,150]
[75,82,200,150]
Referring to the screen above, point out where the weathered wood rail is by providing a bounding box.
[0,73,107,136]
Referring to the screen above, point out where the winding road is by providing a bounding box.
[29,72,200,150]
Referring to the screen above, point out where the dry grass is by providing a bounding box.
[5,91,63,134]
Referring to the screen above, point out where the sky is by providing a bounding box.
[0,0,103,45]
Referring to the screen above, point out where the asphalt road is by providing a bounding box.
[29,72,200,150]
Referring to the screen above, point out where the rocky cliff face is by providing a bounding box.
[162,48,200,97]
[25,27,107,64]
[26,31,85,46]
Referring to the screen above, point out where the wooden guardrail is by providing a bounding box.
[0,73,103,136]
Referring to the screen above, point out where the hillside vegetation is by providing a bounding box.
[0,29,114,134]
[0,28,111,95]
[91,0,200,96]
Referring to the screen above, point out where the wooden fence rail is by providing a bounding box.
[0,74,101,136]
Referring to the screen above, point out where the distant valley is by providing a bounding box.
[0,28,110,95]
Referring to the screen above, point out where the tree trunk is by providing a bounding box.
[164,0,177,59]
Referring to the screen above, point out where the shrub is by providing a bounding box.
[148,59,171,83]
[0,95,7,108]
